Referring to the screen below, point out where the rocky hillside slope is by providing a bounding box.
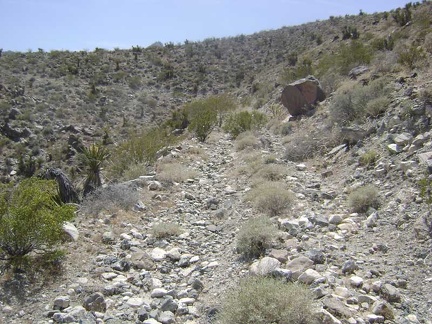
[1,2,432,324]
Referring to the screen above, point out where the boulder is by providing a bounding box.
[281,76,326,116]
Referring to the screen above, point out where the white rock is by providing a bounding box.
[126,297,146,308]
[62,222,79,241]
[101,272,118,280]
[151,247,167,261]
[250,257,281,276]
[53,296,70,310]
[151,288,168,298]
[298,269,322,285]
[350,275,364,287]
[387,144,401,154]
[335,286,352,298]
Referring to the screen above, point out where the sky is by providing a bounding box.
[1,0,411,52]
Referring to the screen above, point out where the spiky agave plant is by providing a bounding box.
[82,144,109,196]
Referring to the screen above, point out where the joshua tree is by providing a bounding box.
[44,168,80,203]
[81,144,109,196]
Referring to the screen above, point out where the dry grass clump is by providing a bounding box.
[217,277,318,324]
[80,183,140,216]
[254,163,288,182]
[348,185,380,213]
[236,216,275,259]
[151,222,183,239]
[246,181,295,216]
[359,150,379,167]
[234,131,261,151]
[156,161,198,183]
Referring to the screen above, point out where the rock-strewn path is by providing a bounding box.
[2,129,432,324]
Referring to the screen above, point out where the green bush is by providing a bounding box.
[236,216,275,259]
[359,150,379,167]
[0,178,75,267]
[223,111,267,138]
[186,99,218,142]
[348,185,380,213]
[217,277,318,324]
[108,127,175,180]
[246,181,294,216]
[365,96,391,118]
[398,45,425,69]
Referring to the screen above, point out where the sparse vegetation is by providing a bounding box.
[359,150,379,167]
[217,277,318,324]
[223,111,267,139]
[0,178,75,269]
[156,161,198,183]
[348,185,380,213]
[246,181,295,216]
[236,216,275,259]
[151,222,183,239]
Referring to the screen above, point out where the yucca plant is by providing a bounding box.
[82,144,109,196]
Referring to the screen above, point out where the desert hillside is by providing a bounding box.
[0,2,432,324]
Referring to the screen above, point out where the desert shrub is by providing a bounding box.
[359,150,379,167]
[419,85,432,104]
[246,181,294,216]
[151,222,183,239]
[186,98,218,142]
[365,96,391,118]
[217,277,318,324]
[0,178,75,268]
[254,164,288,182]
[392,5,412,26]
[128,76,142,89]
[223,111,267,139]
[329,78,391,125]
[157,161,198,183]
[80,183,140,216]
[236,216,275,259]
[348,185,380,213]
[235,131,261,151]
[108,127,175,179]
[397,45,425,69]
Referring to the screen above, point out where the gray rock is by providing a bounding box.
[305,249,326,264]
[298,269,322,285]
[322,296,354,318]
[371,300,395,320]
[83,292,106,312]
[151,288,168,298]
[160,297,178,312]
[285,256,314,279]
[250,257,281,276]
[342,260,359,274]
[158,311,175,324]
[53,296,70,310]
[62,222,79,241]
[381,283,401,303]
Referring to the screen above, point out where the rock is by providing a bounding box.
[350,275,364,287]
[151,248,167,261]
[366,314,385,323]
[342,260,359,275]
[160,297,178,312]
[83,292,106,312]
[329,214,344,225]
[148,181,163,191]
[158,311,175,324]
[387,144,401,154]
[250,257,281,276]
[269,249,289,263]
[151,288,168,298]
[62,222,79,241]
[166,248,181,261]
[102,231,115,244]
[349,65,369,79]
[126,297,147,308]
[8,108,22,120]
[316,308,343,324]
[143,319,162,324]
[381,283,401,302]
[305,249,326,264]
[298,269,322,284]
[322,296,354,318]
[285,256,314,279]
[281,75,326,116]
[393,132,413,146]
[53,296,70,310]
[371,300,395,320]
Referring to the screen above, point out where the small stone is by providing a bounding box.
[350,275,364,287]
[151,288,168,298]
[126,297,146,308]
[381,283,401,303]
[371,300,394,320]
[83,292,106,312]
[102,231,115,244]
[329,214,344,225]
[166,248,181,261]
[53,296,70,310]
[367,314,385,323]
[151,248,167,261]
[387,144,401,154]
[296,163,307,171]
[334,286,352,298]
[158,310,175,324]
[62,222,79,241]
[342,260,359,275]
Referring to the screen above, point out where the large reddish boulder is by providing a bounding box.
[281,76,326,116]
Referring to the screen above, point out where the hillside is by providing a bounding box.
[1,2,432,323]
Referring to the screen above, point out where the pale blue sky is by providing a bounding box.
[1,0,410,52]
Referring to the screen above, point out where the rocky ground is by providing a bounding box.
[1,94,432,323]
